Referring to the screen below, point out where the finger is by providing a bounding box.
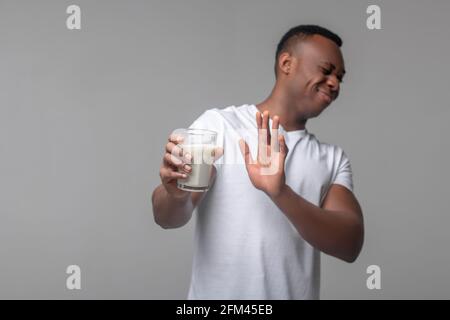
[256,111,262,129]
[271,115,280,153]
[160,166,188,182]
[256,111,263,160]
[212,146,224,161]
[279,134,289,156]
[166,142,183,158]
[274,135,288,174]
[163,153,187,171]
[256,111,267,164]
[162,156,178,171]
[164,153,192,173]
[169,170,188,180]
[258,111,270,164]
[168,134,192,162]
[262,111,270,146]
[168,134,184,144]
[164,152,182,166]
[271,115,280,130]
[239,138,254,166]
[166,141,192,164]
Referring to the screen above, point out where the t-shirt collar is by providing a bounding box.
[249,104,308,139]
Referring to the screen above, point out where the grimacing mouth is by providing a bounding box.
[315,85,333,100]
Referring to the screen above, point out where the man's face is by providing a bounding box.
[282,35,346,119]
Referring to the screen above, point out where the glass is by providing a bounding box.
[174,128,218,192]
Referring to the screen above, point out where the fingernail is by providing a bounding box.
[183,164,191,172]
[185,153,192,161]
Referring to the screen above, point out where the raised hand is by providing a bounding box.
[239,110,289,198]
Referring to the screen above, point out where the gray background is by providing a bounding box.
[0,0,449,299]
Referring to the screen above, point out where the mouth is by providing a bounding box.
[315,86,333,103]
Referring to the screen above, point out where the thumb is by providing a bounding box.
[279,134,288,157]
[212,146,224,161]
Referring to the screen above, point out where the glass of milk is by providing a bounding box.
[175,128,217,192]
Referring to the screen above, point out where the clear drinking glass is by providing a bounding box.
[175,128,218,192]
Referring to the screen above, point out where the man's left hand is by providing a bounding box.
[239,110,289,198]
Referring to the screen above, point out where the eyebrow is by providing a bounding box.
[321,61,346,77]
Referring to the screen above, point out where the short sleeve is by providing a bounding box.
[332,148,354,192]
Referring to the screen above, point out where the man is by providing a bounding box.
[152,25,364,299]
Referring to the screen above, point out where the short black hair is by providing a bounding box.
[274,24,342,77]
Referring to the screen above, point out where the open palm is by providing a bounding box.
[239,110,289,198]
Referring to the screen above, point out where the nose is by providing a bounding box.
[326,75,340,98]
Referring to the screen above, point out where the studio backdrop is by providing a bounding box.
[0,0,449,299]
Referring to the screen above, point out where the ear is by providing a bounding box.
[278,52,294,75]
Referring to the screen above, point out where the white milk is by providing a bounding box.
[177,144,216,192]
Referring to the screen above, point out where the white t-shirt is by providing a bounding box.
[186,104,353,300]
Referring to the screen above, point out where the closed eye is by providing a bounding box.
[321,67,344,83]
[321,67,332,75]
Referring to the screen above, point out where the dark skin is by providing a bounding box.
[239,34,364,262]
[153,34,363,262]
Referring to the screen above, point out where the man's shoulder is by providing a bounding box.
[193,104,253,127]
[202,104,252,116]
[305,133,348,159]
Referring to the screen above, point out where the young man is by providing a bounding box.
[152,25,364,299]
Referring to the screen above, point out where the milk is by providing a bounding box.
[177,144,216,192]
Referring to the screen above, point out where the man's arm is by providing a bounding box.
[152,185,205,229]
[153,130,223,229]
[239,110,364,263]
[270,183,364,263]
[152,132,211,229]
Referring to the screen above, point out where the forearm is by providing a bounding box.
[152,184,194,229]
[270,184,363,262]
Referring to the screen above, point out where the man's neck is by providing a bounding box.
[255,89,307,131]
